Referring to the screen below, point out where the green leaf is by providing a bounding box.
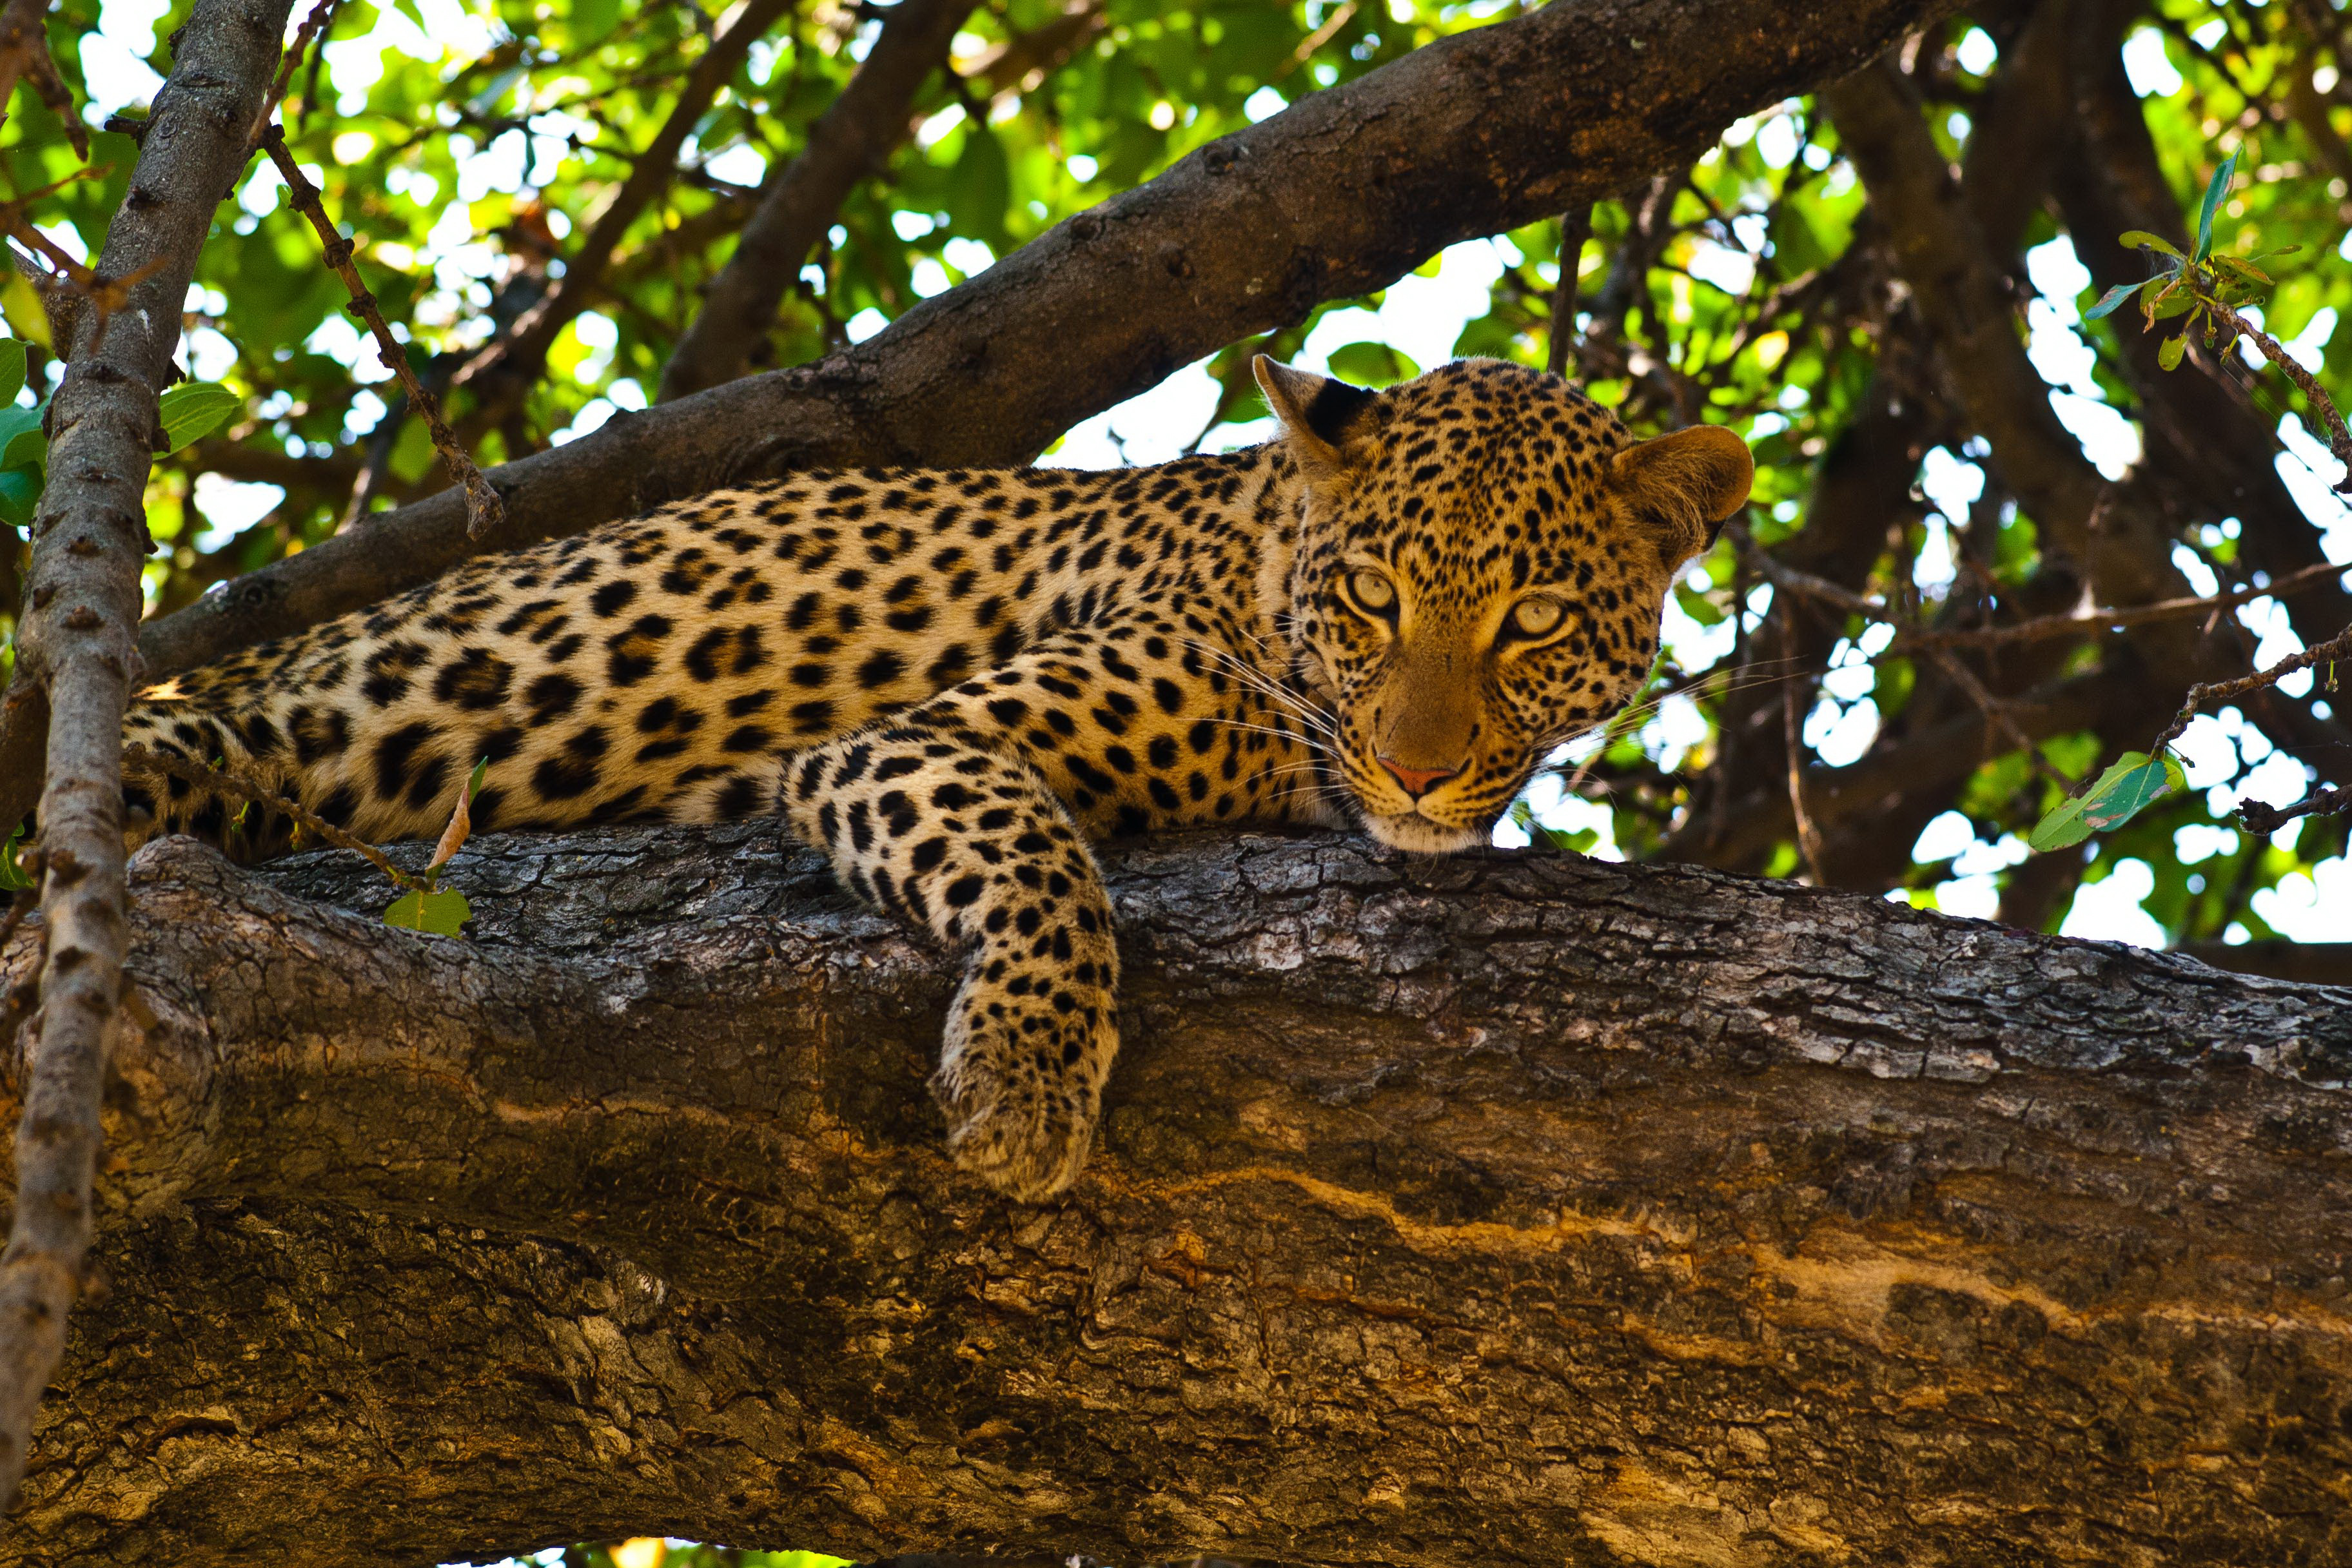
[0,424,38,476]
[0,403,42,473]
[2159,332,2187,371]
[0,819,31,892]
[1674,581,1727,626]
[158,381,240,453]
[0,467,39,531]
[466,754,489,801]
[2193,151,2237,263]
[2117,230,2184,259]
[384,887,473,937]
[2028,751,2184,852]
[2149,287,2197,320]
[2212,255,2273,286]
[2084,281,2140,320]
[1324,340,1420,387]
[0,339,24,408]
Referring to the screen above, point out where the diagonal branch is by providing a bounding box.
[0,0,293,1514]
[657,0,981,402]
[449,0,796,420]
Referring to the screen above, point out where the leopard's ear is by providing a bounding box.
[1254,356,1380,473]
[1604,423,1754,570]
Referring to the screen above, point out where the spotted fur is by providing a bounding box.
[122,358,1753,1198]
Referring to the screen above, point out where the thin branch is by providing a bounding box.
[1778,611,1827,883]
[258,126,505,542]
[248,0,344,146]
[2235,777,2352,835]
[0,0,294,1515]
[1756,547,2347,654]
[123,745,424,890]
[2150,616,2352,757]
[1544,204,1591,377]
[455,0,796,416]
[2202,293,2352,489]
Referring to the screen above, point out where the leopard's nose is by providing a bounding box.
[1376,756,1462,799]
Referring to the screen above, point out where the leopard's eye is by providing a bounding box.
[1343,567,1397,618]
[1506,594,1566,642]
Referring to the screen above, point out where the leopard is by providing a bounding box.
[120,356,1754,1200]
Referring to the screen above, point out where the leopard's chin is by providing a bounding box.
[1360,810,1492,855]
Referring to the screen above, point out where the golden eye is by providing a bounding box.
[1507,595,1566,640]
[1346,568,1397,616]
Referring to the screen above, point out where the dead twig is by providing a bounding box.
[2237,780,2352,836]
[258,125,505,542]
[122,744,427,890]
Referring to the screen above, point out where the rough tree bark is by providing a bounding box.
[5,825,2346,1566]
[0,0,291,1512]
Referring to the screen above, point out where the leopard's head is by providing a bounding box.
[1257,355,1752,853]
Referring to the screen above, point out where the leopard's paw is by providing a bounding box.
[932,974,1115,1201]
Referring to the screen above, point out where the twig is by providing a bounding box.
[0,0,297,1516]
[1778,611,1827,884]
[248,0,345,146]
[1545,204,1591,377]
[2237,781,2352,836]
[258,126,505,542]
[122,744,425,890]
[2202,293,2352,491]
[1750,540,2347,654]
[2150,616,2352,756]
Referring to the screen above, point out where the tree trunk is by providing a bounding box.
[5,827,2347,1566]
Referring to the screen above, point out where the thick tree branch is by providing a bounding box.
[0,0,291,1513]
[1823,61,2200,640]
[657,0,981,402]
[5,825,2349,1563]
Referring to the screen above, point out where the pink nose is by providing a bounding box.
[1376,756,1461,799]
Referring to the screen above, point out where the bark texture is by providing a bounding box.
[5,825,2348,1566]
[0,0,290,1513]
